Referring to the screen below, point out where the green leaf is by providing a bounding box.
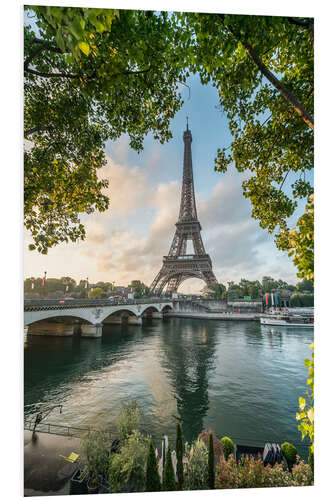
[78,41,90,56]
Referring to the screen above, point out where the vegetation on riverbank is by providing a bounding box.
[77,401,313,493]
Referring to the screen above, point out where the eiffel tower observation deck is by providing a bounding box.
[150,121,218,295]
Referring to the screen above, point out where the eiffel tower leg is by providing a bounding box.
[166,275,182,294]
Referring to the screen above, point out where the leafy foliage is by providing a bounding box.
[108,429,149,493]
[216,454,313,488]
[178,13,313,272]
[79,429,110,487]
[162,444,177,491]
[176,423,184,489]
[276,194,314,282]
[296,343,314,454]
[145,438,161,492]
[117,400,140,441]
[88,287,103,299]
[24,7,188,253]
[281,442,297,471]
[183,440,208,490]
[128,280,150,298]
[221,436,234,459]
[208,433,215,489]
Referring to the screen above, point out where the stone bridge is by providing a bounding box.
[24,299,173,338]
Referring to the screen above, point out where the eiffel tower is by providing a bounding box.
[150,121,218,295]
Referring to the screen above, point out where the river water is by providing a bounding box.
[24,318,313,457]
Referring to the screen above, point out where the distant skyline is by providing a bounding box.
[23,15,312,293]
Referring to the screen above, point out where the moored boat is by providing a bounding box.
[260,309,314,327]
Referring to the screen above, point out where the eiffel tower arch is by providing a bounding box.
[150,123,218,295]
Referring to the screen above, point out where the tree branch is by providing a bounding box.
[217,15,314,131]
[24,126,53,137]
[25,68,78,78]
[24,39,63,70]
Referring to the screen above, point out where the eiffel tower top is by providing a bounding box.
[179,120,198,221]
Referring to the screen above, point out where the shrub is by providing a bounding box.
[145,438,161,492]
[162,444,177,491]
[221,436,234,459]
[176,423,184,490]
[79,429,110,488]
[281,442,297,471]
[208,433,215,489]
[292,459,314,486]
[216,455,293,489]
[183,440,208,490]
[198,429,224,461]
[108,429,149,493]
[117,400,140,441]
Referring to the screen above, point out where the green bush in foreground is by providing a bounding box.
[162,444,177,491]
[221,436,234,459]
[208,433,215,489]
[183,440,208,490]
[281,442,297,471]
[176,423,184,490]
[145,438,161,492]
[108,430,149,493]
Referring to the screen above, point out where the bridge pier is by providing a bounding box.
[27,322,75,337]
[127,316,142,325]
[151,312,163,319]
[81,323,103,338]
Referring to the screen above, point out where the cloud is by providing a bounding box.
[77,160,297,292]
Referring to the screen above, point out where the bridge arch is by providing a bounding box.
[24,309,95,327]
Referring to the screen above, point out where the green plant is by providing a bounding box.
[145,438,161,492]
[281,442,297,471]
[183,440,208,490]
[176,423,184,490]
[216,455,293,489]
[296,343,314,454]
[117,400,140,441]
[108,429,149,493]
[162,444,177,491]
[291,458,314,486]
[221,436,234,459]
[208,433,215,489]
[79,429,110,488]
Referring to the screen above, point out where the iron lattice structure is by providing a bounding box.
[150,124,218,295]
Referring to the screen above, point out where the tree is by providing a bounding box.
[276,194,314,282]
[179,13,313,277]
[145,438,161,492]
[129,280,150,298]
[162,444,176,491]
[208,432,215,489]
[88,287,103,299]
[296,278,314,293]
[176,423,184,490]
[24,7,188,253]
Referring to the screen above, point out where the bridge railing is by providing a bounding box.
[24,297,173,311]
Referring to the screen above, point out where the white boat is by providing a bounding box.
[260,310,314,327]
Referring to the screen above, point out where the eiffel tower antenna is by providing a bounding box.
[150,125,218,295]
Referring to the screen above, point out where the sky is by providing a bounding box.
[23,14,311,294]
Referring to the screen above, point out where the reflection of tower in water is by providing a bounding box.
[160,319,219,443]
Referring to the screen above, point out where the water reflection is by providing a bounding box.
[24,318,313,457]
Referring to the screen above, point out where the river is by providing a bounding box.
[24,317,313,457]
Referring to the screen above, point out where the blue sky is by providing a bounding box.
[23,10,311,293]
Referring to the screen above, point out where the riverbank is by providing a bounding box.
[166,312,259,320]
[24,430,80,496]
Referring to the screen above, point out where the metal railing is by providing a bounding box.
[24,297,172,311]
[24,419,112,438]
